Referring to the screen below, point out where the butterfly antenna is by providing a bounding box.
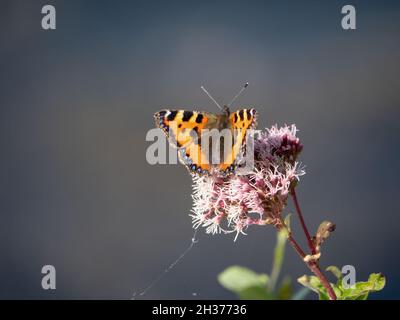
[201,85,223,111]
[227,82,249,108]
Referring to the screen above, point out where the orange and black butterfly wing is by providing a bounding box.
[218,108,257,174]
[154,110,217,174]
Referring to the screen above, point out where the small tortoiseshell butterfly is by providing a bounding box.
[154,84,257,176]
[154,106,257,176]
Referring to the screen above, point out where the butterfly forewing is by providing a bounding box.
[154,109,218,174]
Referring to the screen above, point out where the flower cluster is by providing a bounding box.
[190,124,304,240]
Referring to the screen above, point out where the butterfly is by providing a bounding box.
[154,106,257,176]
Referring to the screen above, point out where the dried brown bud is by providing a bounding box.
[313,221,336,254]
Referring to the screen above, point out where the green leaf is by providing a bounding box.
[218,266,271,300]
[339,273,386,300]
[276,276,293,300]
[239,287,273,300]
[297,275,332,300]
[298,270,386,300]
[326,266,342,280]
[269,229,287,291]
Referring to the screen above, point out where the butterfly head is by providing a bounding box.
[222,105,230,117]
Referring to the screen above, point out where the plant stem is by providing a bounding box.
[283,188,337,300]
[291,188,316,255]
[285,230,337,300]
[307,262,337,300]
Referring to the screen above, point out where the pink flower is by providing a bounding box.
[189,124,304,241]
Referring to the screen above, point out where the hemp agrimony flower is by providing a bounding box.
[190,124,304,241]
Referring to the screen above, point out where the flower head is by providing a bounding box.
[190,124,304,241]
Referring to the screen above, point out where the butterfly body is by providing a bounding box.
[154,107,257,176]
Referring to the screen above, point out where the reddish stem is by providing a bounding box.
[308,263,337,300]
[285,231,337,300]
[291,188,316,255]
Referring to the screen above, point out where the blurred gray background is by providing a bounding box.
[0,0,399,299]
